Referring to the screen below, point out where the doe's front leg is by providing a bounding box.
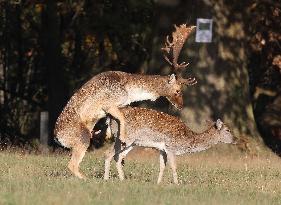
[167,152,179,184]
[157,151,167,184]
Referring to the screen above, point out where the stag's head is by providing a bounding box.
[164,73,184,109]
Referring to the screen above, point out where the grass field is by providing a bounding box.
[0,145,281,205]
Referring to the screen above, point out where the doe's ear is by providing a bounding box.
[168,74,176,84]
[215,119,223,130]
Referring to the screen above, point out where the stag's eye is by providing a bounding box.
[176,90,181,94]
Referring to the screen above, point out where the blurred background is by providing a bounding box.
[0,0,280,154]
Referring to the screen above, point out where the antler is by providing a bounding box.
[178,77,197,86]
[161,24,196,86]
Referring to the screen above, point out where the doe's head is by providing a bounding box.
[215,119,236,144]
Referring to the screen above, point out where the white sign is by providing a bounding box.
[195,18,213,43]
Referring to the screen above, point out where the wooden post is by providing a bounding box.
[40,111,49,146]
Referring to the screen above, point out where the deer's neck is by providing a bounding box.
[125,75,168,103]
[183,126,219,153]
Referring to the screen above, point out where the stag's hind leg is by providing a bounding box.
[68,124,91,179]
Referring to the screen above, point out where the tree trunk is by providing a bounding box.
[151,0,260,140]
[43,0,68,144]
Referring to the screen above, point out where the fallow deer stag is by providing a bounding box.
[161,24,197,86]
[54,24,196,179]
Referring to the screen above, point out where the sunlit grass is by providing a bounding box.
[0,145,281,205]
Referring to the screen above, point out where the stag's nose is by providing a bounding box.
[175,102,183,110]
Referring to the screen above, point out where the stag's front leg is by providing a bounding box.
[107,107,127,143]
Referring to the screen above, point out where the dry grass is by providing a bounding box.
[0,144,281,205]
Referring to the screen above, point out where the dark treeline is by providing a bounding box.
[0,0,154,146]
[0,0,280,153]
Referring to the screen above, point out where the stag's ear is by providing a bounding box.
[168,74,176,84]
[215,119,223,130]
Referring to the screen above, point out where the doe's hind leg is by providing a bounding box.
[68,125,91,179]
[104,144,115,180]
[104,138,123,180]
[116,145,134,181]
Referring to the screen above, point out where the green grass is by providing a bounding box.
[0,146,281,205]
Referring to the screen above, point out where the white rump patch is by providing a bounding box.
[55,136,70,148]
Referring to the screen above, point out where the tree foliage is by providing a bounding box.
[0,0,154,145]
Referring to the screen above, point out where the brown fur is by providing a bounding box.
[54,71,185,179]
[104,107,235,184]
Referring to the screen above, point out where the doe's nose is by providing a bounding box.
[232,136,239,145]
